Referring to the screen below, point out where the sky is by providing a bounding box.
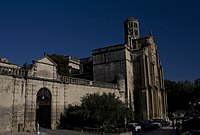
[0,0,199,82]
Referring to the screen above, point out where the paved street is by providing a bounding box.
[137,127,175,135]
[40,128,95,135]
[5,127,175,135]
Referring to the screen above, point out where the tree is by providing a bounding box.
[59,105,84,129]
[194,78,200,89]
[80,93,133,128]
[21,62,30,69]
[165,80,195,113]
[48,54,70,76]
[59,93,133,132]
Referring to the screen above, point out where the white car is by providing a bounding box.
[127,123,142,131]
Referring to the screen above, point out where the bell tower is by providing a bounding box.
[124,17,140,47]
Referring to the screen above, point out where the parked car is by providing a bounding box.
[153,119,170,126]
[182,130,200,135]
[139,121,156,130]
[148,120,162,128]
[136,120,163,131]
[127,123,142,131]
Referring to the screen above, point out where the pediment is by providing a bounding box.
[35,55,57,66]
[29,55,57,79]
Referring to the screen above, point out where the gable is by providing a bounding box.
[29,56,57,79]
[35,56,57,66]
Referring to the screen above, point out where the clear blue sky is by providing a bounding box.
[0,0,199,82]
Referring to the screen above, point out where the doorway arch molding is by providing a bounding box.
[36,87,52,128]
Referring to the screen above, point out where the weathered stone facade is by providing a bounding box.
[0,17,167,134]
[0,56,124,134]
[92,17,167,121]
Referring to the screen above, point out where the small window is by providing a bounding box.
[131,29,134,35]
[134,23,138,28]
[133,44,136,49]
[135,30,138,36]
[129,37,132,45]
[132,41,136,49]
[129,29,133,35]
[129,22,133,27]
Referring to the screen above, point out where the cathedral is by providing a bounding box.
[71,17,167,121]
[0,17,167,133]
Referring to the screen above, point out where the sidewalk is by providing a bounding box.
[4,131,47,135]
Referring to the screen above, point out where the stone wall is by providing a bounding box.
[124,47,134,107]
[93,45,134,107]
[0,75,14,134]
[93,44,127,82]
[65,83,121,107]
[0,73,123,134]
[0,75,25,134]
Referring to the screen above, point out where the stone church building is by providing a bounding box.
[0,17,167,134]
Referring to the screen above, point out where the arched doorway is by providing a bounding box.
[36,88,51,128]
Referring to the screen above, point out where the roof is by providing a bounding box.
[33,54,58,66]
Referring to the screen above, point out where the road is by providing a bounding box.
[40,127,175,135]
[137,127,175,135]
[6,127,175,135]
[40,128,95,135]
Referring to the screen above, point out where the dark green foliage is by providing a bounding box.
[21,62,32,69]
[194,78,200,88]
[81,93,133,128]
[21,62,28,69]
[194,78,200,100]
[48,54,70,76]
[59,93,133,133]
[59,105,84,129]
[165,79,200,114]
